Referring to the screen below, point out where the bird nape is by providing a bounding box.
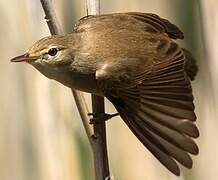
[11,12,199,176]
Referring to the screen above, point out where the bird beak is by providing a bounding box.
[10,53,37,63]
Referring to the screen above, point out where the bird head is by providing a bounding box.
[10,34,81,88]
[10,35,76,69]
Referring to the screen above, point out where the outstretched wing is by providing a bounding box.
[97,40,199,176]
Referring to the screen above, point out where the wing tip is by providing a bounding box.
[181,120,200,138]
[169,163,181,176]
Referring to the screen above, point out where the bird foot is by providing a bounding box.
[88,112,119,124]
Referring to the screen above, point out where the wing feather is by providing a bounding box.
[82,12,200,175]
[74,12,184,39]
[126,12,184,39]
[103,41,199,175]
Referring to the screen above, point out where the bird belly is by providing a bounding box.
[32,63,103,95]
[68,71,103,95]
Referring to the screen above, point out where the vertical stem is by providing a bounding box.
[39,0,93,144]
[86,0,100,15]
[40,0,63,35]
[86,0,111,179]
[40,0,110,179]
[72,90,93,142]
[91,96,110,180]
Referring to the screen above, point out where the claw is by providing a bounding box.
[88,113,119,124]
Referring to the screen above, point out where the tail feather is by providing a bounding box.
[183,48,198,81]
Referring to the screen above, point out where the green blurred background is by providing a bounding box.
[0,0,218,180]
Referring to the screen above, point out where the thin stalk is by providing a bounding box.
[91,96,110,180]
[39,0,93,144]
[40,0,111,179]
[86,0,111,180]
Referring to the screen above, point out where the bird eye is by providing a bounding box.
[48,48,58,56]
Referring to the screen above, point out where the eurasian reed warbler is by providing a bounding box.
[11,12,199,176]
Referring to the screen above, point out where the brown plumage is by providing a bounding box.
[11,12,199,176]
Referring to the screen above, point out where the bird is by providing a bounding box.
[11,12,199,176]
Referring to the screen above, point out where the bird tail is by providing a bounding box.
[183,48,198,81]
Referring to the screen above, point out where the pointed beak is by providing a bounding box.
[10,53,37,63]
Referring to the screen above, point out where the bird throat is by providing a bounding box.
[31,62,102,95]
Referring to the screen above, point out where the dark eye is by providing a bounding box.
[48,48,58,56]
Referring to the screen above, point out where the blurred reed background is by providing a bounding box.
[0,0,217,180]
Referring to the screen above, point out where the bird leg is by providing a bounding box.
[88,112,119,124]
